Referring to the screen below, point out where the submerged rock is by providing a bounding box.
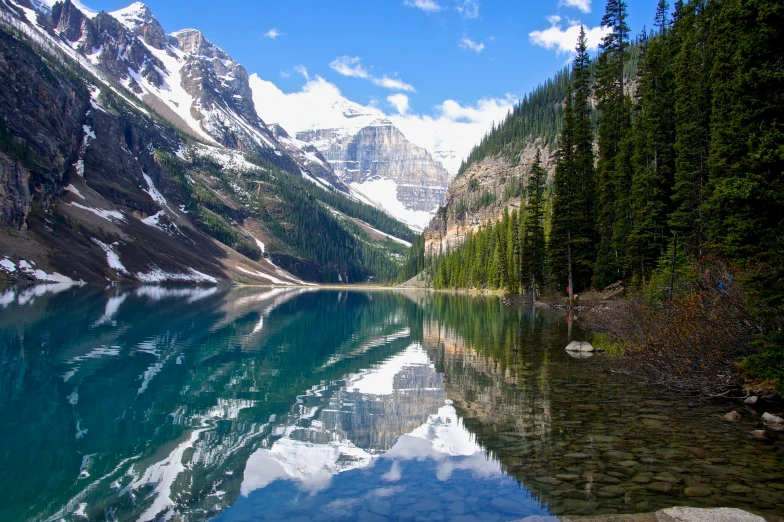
[655,506,765,522]
[744,396,759,405]
[724,411,741,422]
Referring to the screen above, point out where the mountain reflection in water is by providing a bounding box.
[0,286,782,522]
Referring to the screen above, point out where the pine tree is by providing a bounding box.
[627,12,676,283]
[550,84,577,299]
[521,150,548,301]
[669,2,712,259]
[593,0,632,288]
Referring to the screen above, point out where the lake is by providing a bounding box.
[0,285,781,521]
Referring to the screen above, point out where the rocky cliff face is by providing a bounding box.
[0,0,412,284]
[424,140,554,255]
[297,120,451,227]
[0,1,310,284]
[43,0,330,179]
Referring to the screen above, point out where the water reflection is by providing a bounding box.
[0,286,782,522]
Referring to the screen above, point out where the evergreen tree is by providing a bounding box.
[627,12,676,283]
[550,84,577,299]
[593,0,632,288]
[521,150,548,301]
[669,1,712,258]
[551,28,598,301]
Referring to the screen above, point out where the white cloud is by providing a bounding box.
[404,0,442,12]
[459,36,485,53]
[373,76,416,92]
[280,71,290,78]
[329,56,370,78]
[456,0,479,19]
[529,18,610,54]
[264,28,281,40]
[388,94,410,115]
[249,74,514,176]
[560,0,591,13]
[330,56,415,92]
[293,65,309,81]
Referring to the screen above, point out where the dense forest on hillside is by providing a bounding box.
[407,0,784,393]
[456,44,644,178]
[166,152,409,284]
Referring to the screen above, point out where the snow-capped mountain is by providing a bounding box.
[39,0,343,188]
[251,76,451,230]
[0,0,415,284]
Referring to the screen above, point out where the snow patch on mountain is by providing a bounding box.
[349,179,435,231]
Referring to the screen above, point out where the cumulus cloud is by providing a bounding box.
[529,16,610,54]
[264,28,281,40]
[329,56,415,92]
[459,36,485,53]
[293,65,309,80]
[249,73,514,175]
[456,0,479,18]
[329,56,369,78]
[560,0,591,13]
[403,0,442,12]
[388,94,410,115]
[374,76,416,92]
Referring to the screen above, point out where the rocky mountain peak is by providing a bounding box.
[50,0,90,43]
[110,2,167,49]
[170,28,229,62]
[268,123,290,139]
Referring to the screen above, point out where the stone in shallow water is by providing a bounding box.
[602,451,635,462]
[632,473,654,483]
[655,506,766,521]
[596,485,625,498]
[744,396,759,405]
[653,472,682,483]
[647,481,673,493]
[724,411,742,422]
[655,448,683,459]
[564,452,592,459]
[535,476,563,486]
[565,341,595,353]
[725,484,754,494]
[684,486,713,497]
[489,497,528,515]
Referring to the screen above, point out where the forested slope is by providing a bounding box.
[406,0,784,394]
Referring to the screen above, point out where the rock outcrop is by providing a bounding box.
[297,119,451,221]
[424,140,554,255]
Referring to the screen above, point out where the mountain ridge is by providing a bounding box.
[0,0,414,284]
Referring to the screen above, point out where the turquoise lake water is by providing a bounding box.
[0,285,782,521]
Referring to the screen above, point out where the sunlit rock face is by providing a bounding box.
[424,140,555,254]
[45,0,334,175]
[297,120,451,229]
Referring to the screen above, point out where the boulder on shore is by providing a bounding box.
[566,341,595,353]
[762,412,784,431]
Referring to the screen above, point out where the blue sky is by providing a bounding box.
[82,0,660,117]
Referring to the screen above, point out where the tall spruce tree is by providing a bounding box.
[550,84,578,300]
[669,1,712,258]
[551,28,597,302]
[627,12,676,283]
[521,150,548,302]
[593,0,632,288]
